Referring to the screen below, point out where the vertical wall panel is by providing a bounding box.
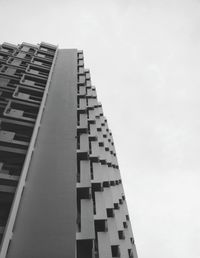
[7,49,77,258]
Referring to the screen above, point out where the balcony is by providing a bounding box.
[4,100,39,122]
[26,64,49,78]
[13,85,43,103]
[20,74,47,89]
[0,65,24,78]
[31,56,52,68]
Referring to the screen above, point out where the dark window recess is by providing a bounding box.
[111,245,121,257]
[118,230,125,240]
[90,161,93,180]
[103,181,110,188]
[98,142,104,147]
[126,215,130,221]
[90,155,99,162]
[105,146,109,151]
[92,182,102,192]
[76,190,81,232]
[92,198,96,215]
[106,208,115,218]
[122,195,125,201]
[91,184,100,215]
[107,162,112,168]
[94,219,108,232]
[114,203,120,210]
[128,249,134,258]
[0,202,12,226]
[99,159,106,165]
[77,239,94,258]
[77,97,80,108]
[130,237,135,244]
[89,139,92,154]
[119,199,123,205]
[123,221,128,229]
[77,187,91,199]
[77,133,80,149]
[77,150,89,161]
[110,181,116,186]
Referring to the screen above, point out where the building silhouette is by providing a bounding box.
[0,42,138,258]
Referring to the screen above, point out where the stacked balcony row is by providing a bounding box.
[0,42,57,246]
[76,51,137,258]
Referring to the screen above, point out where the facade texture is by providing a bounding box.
[0,42,138,258]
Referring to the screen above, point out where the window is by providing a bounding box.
[95,219,108,232]
[114,203,120,210]
[128,249,134,258]
[111,245,120,257]
[106,208,115,218]
[118,230,125,240]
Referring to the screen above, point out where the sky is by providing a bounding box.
[1,0,200,257]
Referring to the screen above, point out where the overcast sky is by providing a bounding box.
[1,0,200,257]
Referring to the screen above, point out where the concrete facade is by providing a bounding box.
[0,42,137,258]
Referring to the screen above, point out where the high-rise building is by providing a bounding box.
[0,42,138,258]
